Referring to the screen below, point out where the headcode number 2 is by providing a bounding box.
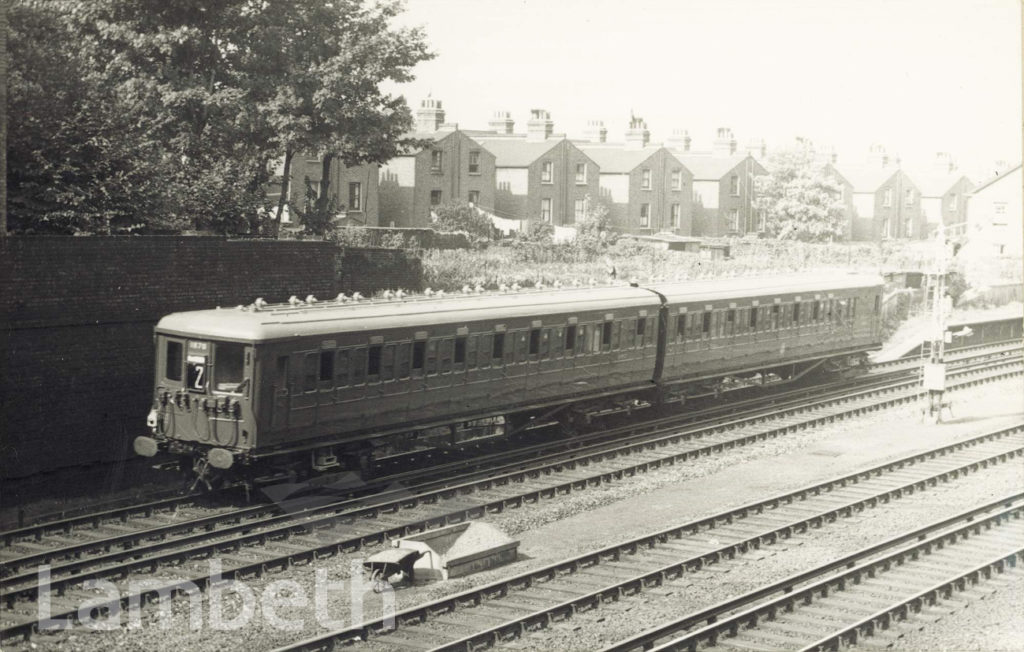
[192,365,205,389]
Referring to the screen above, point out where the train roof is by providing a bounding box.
[155,273,882,343]
[155,285,660,342]
[649,272,883,304]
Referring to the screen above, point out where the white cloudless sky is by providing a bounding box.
[389,0,1022,181]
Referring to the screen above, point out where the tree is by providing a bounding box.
[754,142,847,242]
[432,200,492,241]
[572,196,615,258]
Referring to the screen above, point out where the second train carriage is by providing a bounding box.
[135,273,884,483]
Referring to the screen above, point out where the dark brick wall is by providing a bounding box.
[2,236,423,478]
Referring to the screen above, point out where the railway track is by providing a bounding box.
[0,349,1019,644]
[274,428,1024,651]
[605,500,1023,652]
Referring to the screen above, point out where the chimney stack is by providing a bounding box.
[526,109,554,142]
[416,96,445,133]
[488,110,515,135]
[933,152,955,174]
[712,127,737,157]
[867,143,890,168]
[584,120,607,143]
[665,129,691,152]
[624,115,650,150]
[744,137,766,159]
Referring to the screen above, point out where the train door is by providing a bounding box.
[271,354,290,430]
[288,350,318,428]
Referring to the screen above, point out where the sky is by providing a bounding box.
[389,0,1022,182]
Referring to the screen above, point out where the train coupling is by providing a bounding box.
[134,435,161,457]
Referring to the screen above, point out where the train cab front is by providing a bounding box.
[135,330,257,485]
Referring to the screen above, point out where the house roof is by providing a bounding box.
[970,163,1022,194]
[835,165,899,192]
[911,172,972,198]
[471,137,563,167]
[577,146,665,174]
[669,154,765,180]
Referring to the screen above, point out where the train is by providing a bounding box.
[134,273,884,486]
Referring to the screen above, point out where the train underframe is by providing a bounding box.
[171,350,870,492]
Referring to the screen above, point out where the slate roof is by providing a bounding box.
[971,163,1022,194]
[912,173,972,198]
[577,146,663,173]
[835,166,900,192]
[471,137,563,167]
[669,154,765,180]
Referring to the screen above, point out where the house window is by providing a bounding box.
[641,168,652,190]
[671,169,682,190]
[468,190,480,205]
[639,203,650,228]
[431,150,443,172]
[348,182,362,211]
[574,199,586,221]
[883,188,892,207]
[541,161,553,184]
[430,190,442,206]
[904,188,915,206]
[729,175,739,196]
[670,203,681,228]
[949,193,957,211]
[729,209,740,231]
[541,198,552,222]
[468,150,480,174]
[575,163,587,184]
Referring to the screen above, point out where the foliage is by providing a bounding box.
[571,196,617,258]
[432,200,493,242]
[754,142,847,242]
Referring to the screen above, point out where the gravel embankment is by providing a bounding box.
[15,378,1023,652]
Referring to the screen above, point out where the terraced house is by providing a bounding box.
[831,146,925,241]
[378,97,497,227]
[911,152,974,235]
[578,117,694,235]
[471,109,600,226]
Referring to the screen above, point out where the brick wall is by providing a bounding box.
[1,236,422,478]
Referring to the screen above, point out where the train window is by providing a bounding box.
[602,322,612,350]
[578,325,589,354]
[793,302,801,324]
[874,295,880,314]
[611,321,621,349]
[726,309,735,336]
[565,325,576,353]
[749,308,758,330]
[636,318,646,338]
[412,341,425,371]
[465,336,478,369]
[540,329,551,358]
[397,343,411,378]
[455,336,467,365]
[771,305,780,330]
[381,344,395,381]
[813,301,820,321]
[165,341,183,381]
[319,350,334,383]
[336,350,350,386]
[350,348,366,384]
[850,297,857,319]
[702,312,711,336]
[440,338,453,373]
[426,340,438,375]
[591,326,602,352]
[492,333,505,362]
[367,344,382,378]
[552,327,565,357]
[303,353,318,392]
[676,315,685,341]
[215,343,246,392]
[529,329,540,356]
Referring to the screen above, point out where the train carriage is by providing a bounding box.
[139,286,663,479]
[651,274,882,396]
